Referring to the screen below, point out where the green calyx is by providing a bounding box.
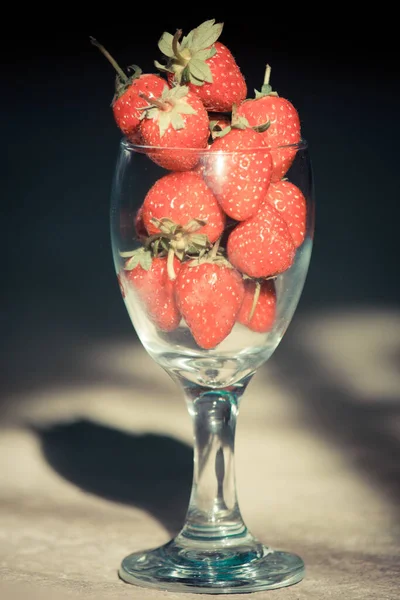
[155,19,223,86]
[186,237,232,268]
[148,217,211,258]
[114,64,143,97]
[90,37,143,101]
[211,104,271,138]
[147,217,212,280]
[254,64,279,99]
[139,85,197,137]
[120,247,152,271]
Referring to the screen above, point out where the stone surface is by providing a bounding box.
[1,313,400,599]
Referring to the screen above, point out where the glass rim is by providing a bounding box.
[121,137,308,154]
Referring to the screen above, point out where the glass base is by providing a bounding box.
[119,538,305,594]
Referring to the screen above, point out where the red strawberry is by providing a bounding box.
[175,256,245,349]
[237,65,301,181]
[90,37,166,141]
[124,250,181,332]
[142,171,225,244]
[134,206,147,239]
[237,279,276,332]
[202,128,272,221]
[156,20,246,112]
[227,203,296,278]
[139,85,209,171]
[264,181,306,248]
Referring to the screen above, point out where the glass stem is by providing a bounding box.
[177,383,251,545]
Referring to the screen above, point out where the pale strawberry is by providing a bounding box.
[175,255,245,349]
[227,203,296,278]
[142,171,225,244]
[124,250,181,332]
[139,85,209,171]
[264,180,307,247]
[90,37,166,141]
[237,279,276,332]
[155,20,246,112]
[202,127,272,221]
[237,65,301,181]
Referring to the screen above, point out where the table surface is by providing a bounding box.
[1,313,399,600]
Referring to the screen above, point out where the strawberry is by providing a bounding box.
[155,20,246,112]
[139,85,209,171]
[264,180,306,248]
[237,65,301,181]
[90,37,166,141]
[142,171,225,244]
[227,203,296,278]
[202,127,273,221]
[134,206,147,239]
[237,279,276,332]
[175,251,245,349]
[124,249,181,332]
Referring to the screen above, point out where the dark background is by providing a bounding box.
[2,14,399,401]
[1,16,399,481]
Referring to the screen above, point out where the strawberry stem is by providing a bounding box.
[139,92,168,111]
[172,29,187,64]
[167,247,177,280]
[248,281,261,322]
[263,64,272,86]
[90,37,128,83]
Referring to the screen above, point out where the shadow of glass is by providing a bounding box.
[34,419,192,536]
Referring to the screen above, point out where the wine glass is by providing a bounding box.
[110,139,314,594]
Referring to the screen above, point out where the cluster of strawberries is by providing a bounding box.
[94,20,306,350]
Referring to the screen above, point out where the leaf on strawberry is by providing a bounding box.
[165,85,187,101]
[184,218,207,233]
[153,59,170,73]
[150,217,178,235]
[189,59,213,83]
[228,104,271,134]
[182,66,204,86]
[172,104,197,119]
[139,85,198,137]
[152,238,161,256]
[186,234,211,254]
[180,30,194,50]
[119,249,137,258]
[157,32,175,58]
[252,120,271,133]
[122,247,152,271]
[212,125,232,138]
[232,114,249,130]
[155,20,223,87]
[190,19,224,51]
[193,47,217,61]
[139,106,158,120]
